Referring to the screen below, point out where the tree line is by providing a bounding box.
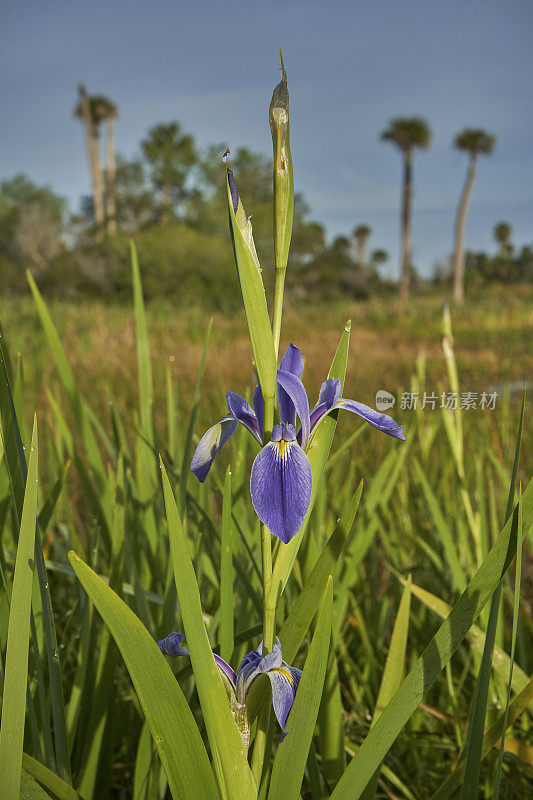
[0,90,530,306]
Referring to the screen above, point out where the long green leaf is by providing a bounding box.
[430,677,533,800]
[178,317,212,515]
[78,456,126,799]
[330,475,533,800]
[318,637,345,787]
[131,241,155,447]
[130,241,160,565]
[68,550,219,800]
[0,331,53,768]
[492,487,524,799]
[220,466,234,663]
[401,579,532,709]
[27,271,107,491]
[459,386,525,800]
[361,576,412,800]
[280,480,363,661]
[22,754,82,800]
[268,578,333,800]
[0,418,38,800]
[412,457,465,592]
[226,170,277,414]
[20,770,53,800]
[160,458,256,800]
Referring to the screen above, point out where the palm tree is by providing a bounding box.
[380,117,431,307]
[75,85,104,235]
[75,89,117,237]
[141,123,196,221]
[353,224,372,266]
[452,129,495,303]
[103,101,118,235]
[493,221,512,257]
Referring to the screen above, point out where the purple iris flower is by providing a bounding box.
[157,633,301,741]
[191,343,405,543]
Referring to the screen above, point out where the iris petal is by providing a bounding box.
[266,665,302,738]
[226,391,262,442]
[333,398,406,440]
[250,439,312,543]
[157,632,189,658]
[214,654,237,689]
[257,639,283,672]
[252,384,264,439]
[276,370,311,448]
[308,378,342,433]
[190,414,238,482]
[278,344,304,428]
[236,648,262,703]
[317,377,342,410]
[280,343,304,377]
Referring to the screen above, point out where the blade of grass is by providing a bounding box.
[27,271,108,495]
[22,754,82,800]
[459,387,525,800]
[0,418,39,800]
[78,456,126,799]
[412,457,465,592]
[329,475,532,800]
[268,578,333,800]
[361,576,412,800]
[318,634,345,787]
[280,480,363,661]
[492,487,524,799]
[398,578,532,708]
[0,337,71,782]
[178,318,212,515]
[20,770,53,800]
[131,241,155,447]
[430,676,533,800]
[0,340,55,769]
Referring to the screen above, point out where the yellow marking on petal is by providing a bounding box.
[273,666,294,684]
[278,440,288,458]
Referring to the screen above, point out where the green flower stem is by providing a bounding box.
[262,392,275,444]
[252,440,277,786]
[272,266,287,360]
[251,523,276,785]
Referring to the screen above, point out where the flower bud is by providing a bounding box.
[269,51,294,272]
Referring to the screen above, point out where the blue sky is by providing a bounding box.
[2,0,532,277]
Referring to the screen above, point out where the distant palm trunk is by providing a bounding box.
[106,116,117,235]
[78,87,105,237]
[453,154,477,304]
[400,150,412,309]
[92,127,105,235]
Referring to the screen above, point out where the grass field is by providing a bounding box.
[2,284,532,428]
[0,277,531,799]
